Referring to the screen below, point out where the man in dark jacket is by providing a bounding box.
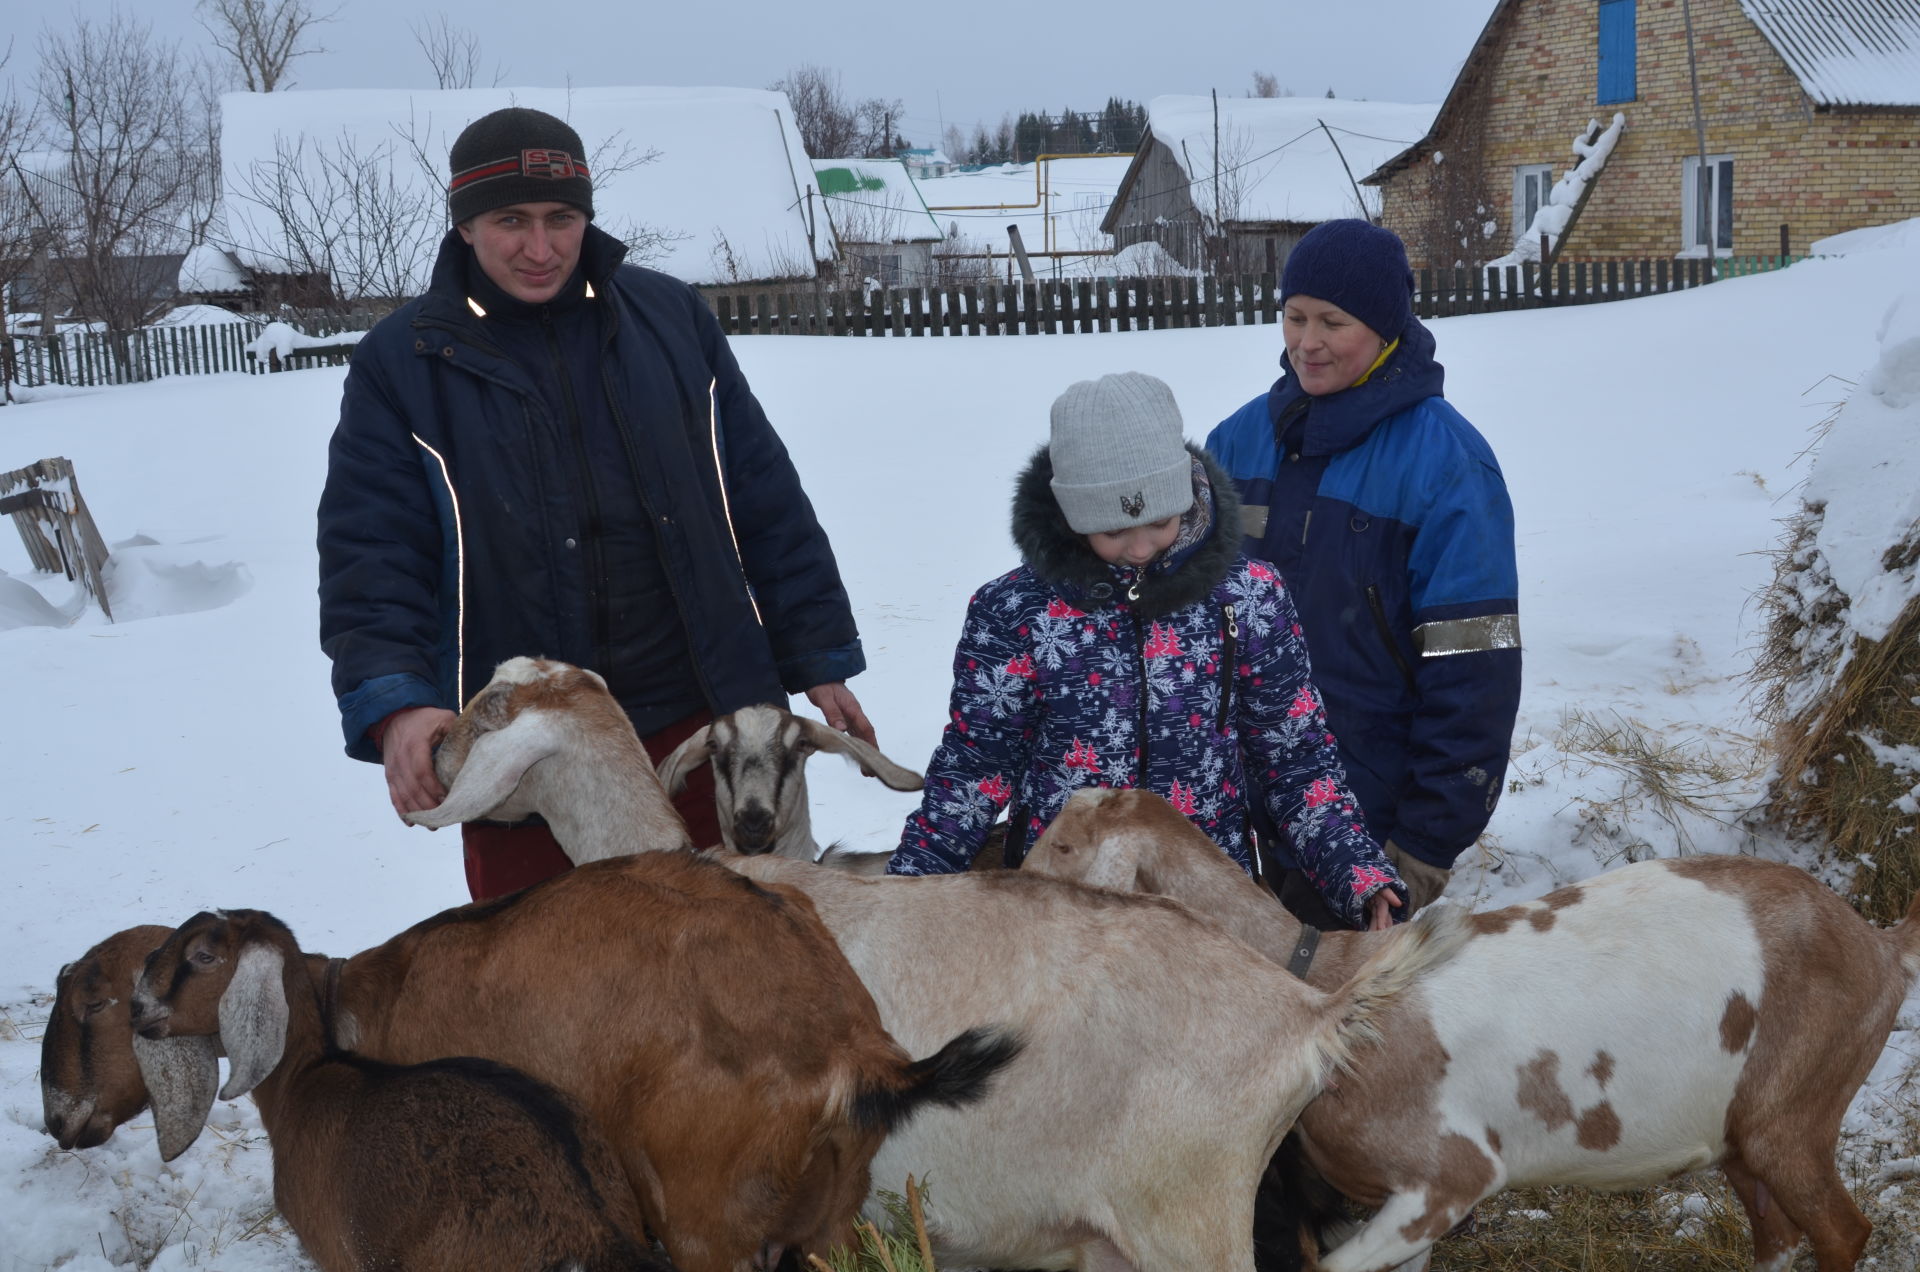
[318,107,870,900]
[1206,219,1521,925]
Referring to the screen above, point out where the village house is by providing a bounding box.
[811,158,944,286]
[1366,0,1920,268]
[1100,96,1438,273]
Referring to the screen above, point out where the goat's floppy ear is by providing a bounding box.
[465,681,516,733]
[658,725,715,797]
[406,710,564,828]
[217,944,288,1101]
[794,718,925,791]
[133,1032,220,1162]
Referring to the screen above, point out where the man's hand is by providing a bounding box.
[1366,886,1405,931]
[380,706,457,822]
[803,681,877,747]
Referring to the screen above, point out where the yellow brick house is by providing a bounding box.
[1365,0,1920,268]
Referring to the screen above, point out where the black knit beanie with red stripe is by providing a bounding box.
[447,107,595,224]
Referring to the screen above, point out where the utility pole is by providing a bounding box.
[1681,0,1713,264]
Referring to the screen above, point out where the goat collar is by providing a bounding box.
[1285,924,1321,981]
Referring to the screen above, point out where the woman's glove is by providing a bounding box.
[1385,840,1452,911]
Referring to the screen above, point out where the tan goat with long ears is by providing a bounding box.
[415,656,1473,1270]
[1030,786,1920,1272]
[130,908,670,1272]
[659,703,923,860]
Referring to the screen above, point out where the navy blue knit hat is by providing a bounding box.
[1280,219,1414,341]
[448,108,594,224]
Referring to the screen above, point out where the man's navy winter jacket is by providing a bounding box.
[318,226,863,761]
[1205,317,1520,871]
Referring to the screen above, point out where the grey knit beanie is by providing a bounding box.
[1048,372,1192,534]
[448,107,594,224]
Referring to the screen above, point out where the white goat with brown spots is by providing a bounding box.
[658,704,922,862]
[1029,787,1920,1272]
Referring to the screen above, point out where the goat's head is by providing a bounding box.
[659,705,923,857]
[1027,787,1201,892]
[131,909,298,1158]
[40,925,198,1153]
[408,657,623,828]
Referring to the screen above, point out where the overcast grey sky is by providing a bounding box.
[3,0,1491,146]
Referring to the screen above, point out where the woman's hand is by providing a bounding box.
[1366,886,1405,931]
[803,681,877,747]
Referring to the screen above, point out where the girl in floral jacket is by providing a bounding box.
[890,372,1407,930]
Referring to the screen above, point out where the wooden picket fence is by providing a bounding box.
[7,314,379,389]
[703,254,1803,337]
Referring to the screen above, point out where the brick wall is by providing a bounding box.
[1378,0,1920,265]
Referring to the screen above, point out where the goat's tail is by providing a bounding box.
[1314,905,1470,1079]
[851,1026,1025,1134]
[1893,884,1920,982]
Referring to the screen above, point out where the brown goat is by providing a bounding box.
[121,855,1014,1272]
[41,925,217,1161]
[131,909,669,1272]
[1031,787,1920,1272]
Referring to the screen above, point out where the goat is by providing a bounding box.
[130,908,670,1272]
[418,656,1471,1270]
[407,657,693,858]
[41,926,216,1161]
[658,704,920,869]
[108,857,1014,1272]
[1028,787,1920,1272]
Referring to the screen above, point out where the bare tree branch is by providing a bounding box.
[410,13,506,91]
[28,12,222,365]
[196,0,336,92]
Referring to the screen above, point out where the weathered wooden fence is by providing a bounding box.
[7,314,378,390]
[703,255,1803,337]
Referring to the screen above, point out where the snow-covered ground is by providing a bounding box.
[4,241,1919,1268]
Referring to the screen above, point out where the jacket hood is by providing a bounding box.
[1269,313,1446,456]
[1011,443,1243,619]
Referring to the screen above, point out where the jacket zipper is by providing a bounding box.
[1215,603,1238,732]
[597,302,722,714]
[1128,569,1149,785]
[1366,584,1418,695]
[545,314,613,678]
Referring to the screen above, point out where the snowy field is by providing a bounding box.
[4,243,1919,1267]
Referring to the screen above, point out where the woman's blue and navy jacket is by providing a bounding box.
[1204,317,1520,871]
[318,226,863,761]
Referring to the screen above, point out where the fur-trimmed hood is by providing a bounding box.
[1011,443,1244,620]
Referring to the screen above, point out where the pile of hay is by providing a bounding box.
[1754,291,1920,921]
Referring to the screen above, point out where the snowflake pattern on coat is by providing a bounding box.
[893,553,1400,929]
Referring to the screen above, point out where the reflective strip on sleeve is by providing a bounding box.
[1413,613,1521,658]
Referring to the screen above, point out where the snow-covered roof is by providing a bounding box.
[811,159,944,244]
[177,243,253,294]
[915,157,1134,256]
[1740,0,1920,107]
[1127,96,1438,227]
[217,86,835,291]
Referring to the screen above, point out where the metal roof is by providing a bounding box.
[1739,0,1920,107]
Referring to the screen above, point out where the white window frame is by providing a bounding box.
[1512,164,1555,240]
[1679,153,1734,257]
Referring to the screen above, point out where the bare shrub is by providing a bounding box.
[410,13,505,91]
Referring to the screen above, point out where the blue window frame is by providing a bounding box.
[1599,0,1637,103]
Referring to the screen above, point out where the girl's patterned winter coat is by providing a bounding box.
[890,447,1407,930]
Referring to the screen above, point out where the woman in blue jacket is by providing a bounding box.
[1206,219,1521,925]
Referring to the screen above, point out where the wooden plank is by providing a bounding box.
[891,288,907,338]
[965,284,982,336]
[946,286,961,337]
[1468,265,1484,316]
[908,286,925,337]
[1416,268,1433,319]
[1260,272,1278,324]
[1097,279,1112,333]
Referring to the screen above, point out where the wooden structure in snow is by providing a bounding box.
[0,457,113,621]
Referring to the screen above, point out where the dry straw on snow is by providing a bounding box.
[1753,388,1920,923]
